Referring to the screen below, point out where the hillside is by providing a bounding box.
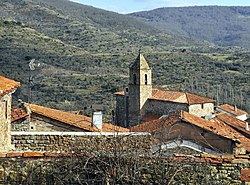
[0,0,250,120]
[0,0,205,53]
[130,6,250,49]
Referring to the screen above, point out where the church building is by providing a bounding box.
[115,52,216,127]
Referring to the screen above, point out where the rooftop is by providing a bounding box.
[11,107,29,123]
[131,110,250,152]
[216,113,250,138]
[0,76,20,97]
[151,89,216,105]
[129,53,151,70]
[115,89,216,105]
[24,103,129,132]
[217,104,248,116]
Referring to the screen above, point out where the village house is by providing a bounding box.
[0,76,20,151]
[130,110,250,155]
[216,104,248,121]
[11,103,129,132]
[115,53,216,127]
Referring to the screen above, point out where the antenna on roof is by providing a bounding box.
[28,59,41,104]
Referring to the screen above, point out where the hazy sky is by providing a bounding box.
[70,0,250,14]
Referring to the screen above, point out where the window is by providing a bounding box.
[5,101,8,119]
[201,104,204,109]
[145,74,148,85]
[133,74,136,85]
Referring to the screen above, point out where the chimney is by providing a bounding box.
[92,111,102,130]
[246,122,249,131]
[234,105,237,112]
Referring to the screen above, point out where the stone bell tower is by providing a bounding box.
[128,52,152,126]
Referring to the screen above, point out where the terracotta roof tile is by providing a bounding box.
[216,113,250,138]
[24,103,129,132]
[181,112,250,152]
[217,104,248,116]
[0,76,20,97]
[140,114,160,122]
[114,89,216,105]
[150,89,216,105]
[130,111,180,132]
[11,107,29,123]
[131,110,250,152]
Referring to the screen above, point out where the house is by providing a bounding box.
[0,76,20,151]
[130,110,250,154]
[12,103,129,132]
[216,104,248,121]
[115,52,216,127]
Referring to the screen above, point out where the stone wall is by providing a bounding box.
[0,94,13,151]
[11,117,30,131]
[143,99,189,117]
[115,95,127,127]
[0,152,249,184]
[11,132,151,153]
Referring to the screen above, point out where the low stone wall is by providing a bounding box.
[11,132,152,153]
[0,152,249,184]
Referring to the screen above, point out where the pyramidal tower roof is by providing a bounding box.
[130,53,151,70]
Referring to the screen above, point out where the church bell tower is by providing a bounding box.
[128,52,152,126]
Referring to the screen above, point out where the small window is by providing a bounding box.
[30,126,34,130]
[133,74,136,85]
[145,74,148,85]
[201,104,204,109]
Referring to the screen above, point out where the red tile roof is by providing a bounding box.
[0,76,20,97]
[11,108,29,123]
[140,114,161,122]
[217,104,248,116]
[216,113,250,138]
[130,110,250,152]
[24,103,129,132]
[150,89,216,105]
[130,111,180,133]
[114,89,216,105]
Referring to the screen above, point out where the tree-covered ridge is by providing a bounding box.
[0,0,249,121]
[130,6,250,49]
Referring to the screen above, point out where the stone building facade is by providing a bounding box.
[0,76,20,151]
[115,53,216,128]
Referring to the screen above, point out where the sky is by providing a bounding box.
[70,0,250,14]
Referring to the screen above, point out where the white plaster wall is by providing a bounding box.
[189,103,214,117]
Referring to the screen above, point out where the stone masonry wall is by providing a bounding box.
[115,95,127,127]
[0,94,13,152]
[143,99,188,117]
[11,117,30,131]
[11,132,152,153]
[0,153,249,184]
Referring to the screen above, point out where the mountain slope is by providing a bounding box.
[0,0,206,54]
[1,0,250,119]
[130,6,250,49]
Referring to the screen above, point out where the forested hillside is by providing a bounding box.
[0,0,250,120]
[130,6,250,49]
